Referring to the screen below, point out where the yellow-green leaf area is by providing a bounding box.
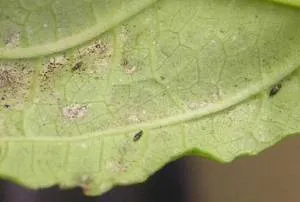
[270,0,300,8]
[0,0,300,197]
[0,0,157,58]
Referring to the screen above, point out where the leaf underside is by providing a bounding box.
[0,0,300,196]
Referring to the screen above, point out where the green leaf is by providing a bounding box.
[1,0,300,196]
[270,0,300,8]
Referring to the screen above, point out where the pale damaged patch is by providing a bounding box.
[187,101,209,110]
[48,55,67,66]
[119,25,129,42]
[76,38,112,60]
[40,55,70,91]
[0,68,20,88]
[127,114,140,123]
[126,110,147,123]
[74,38,113,75]
[187,87,223,110]
[106,159,128,173]
[62,104,88,120]
[42,55,68,80]
[0,63,30,88]
[4,31,20,48]
[0,62,33,108]
[122,59,137,75]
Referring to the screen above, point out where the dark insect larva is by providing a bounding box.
[71,61,83,72]
[269,83,282,97]
[133,130,143,142]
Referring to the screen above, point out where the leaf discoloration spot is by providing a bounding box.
[62,104,88,120]
[4,30,20,48]
[0,68,20,88]
[0,62,33,107]
[122,59,137,75]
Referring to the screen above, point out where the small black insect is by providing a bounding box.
[269,83,282,97]
[71,61,83,72]
[133,130,143,142]
[3,104,10,108]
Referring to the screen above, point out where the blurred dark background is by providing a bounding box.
[0,135,299,202]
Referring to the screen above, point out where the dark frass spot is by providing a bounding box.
[269,83,282,97]
[71,61,83,72]
[133,130,143,142]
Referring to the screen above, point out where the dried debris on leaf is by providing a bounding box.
[62,104,88,120]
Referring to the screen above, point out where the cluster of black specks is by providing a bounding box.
[1,96,10,108]
[39,38,112,93]
[41,58,66,81]
[40,56,70,91]
[0,63,32,107]
[0,93,11,109]
[79,40,110,57]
